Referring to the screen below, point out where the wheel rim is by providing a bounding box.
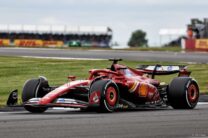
[187,84,198,103]
[105,86,117,107]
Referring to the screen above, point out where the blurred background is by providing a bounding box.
[0,0,208,50]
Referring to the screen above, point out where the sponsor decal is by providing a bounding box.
[56,98,77,104]
[156,66,163,71]
[167,66,173,71]
[138,83,148,97]
[0,39,10,46]
[117,104,128,109]
[14,39,64,47]
[185,39,196,49]
[57,98,65,103]
[195,39,208,49]
[146,66,179,71]
[28,98,41,103]
[14,39,42,47]
[43,41,64,47]
[129,81,139,93]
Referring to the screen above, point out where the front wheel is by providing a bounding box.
[168,77,199,109]
[22,77,49,113]
[89,80,120,112]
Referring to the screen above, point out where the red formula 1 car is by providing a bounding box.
[22,59,199,113]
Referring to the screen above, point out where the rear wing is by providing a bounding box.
[137,64,191,79]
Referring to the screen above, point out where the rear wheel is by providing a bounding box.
[22,77,49,113]
[90,80,119,112]
[168,77,199,109]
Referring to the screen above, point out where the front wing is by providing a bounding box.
[24,97,169,110]
[24,98,89,108]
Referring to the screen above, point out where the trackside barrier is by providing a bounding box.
[14,39,42,47]
[43,41,63,47]
[13,39,64,47]
[0,39,10,46]
[0,39,109,48]
[185,39,208,51]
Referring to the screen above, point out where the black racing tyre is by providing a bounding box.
[22,78,48,113]
[89,80,119,113]
[168,77,199,109]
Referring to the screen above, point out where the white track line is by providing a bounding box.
[21,56,104,60]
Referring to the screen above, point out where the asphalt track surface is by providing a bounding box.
[0,47,208,63]
[0,104,208,138]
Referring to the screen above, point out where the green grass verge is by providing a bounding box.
[0,56,207,106]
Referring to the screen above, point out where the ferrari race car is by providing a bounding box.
[22,59,199,113]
